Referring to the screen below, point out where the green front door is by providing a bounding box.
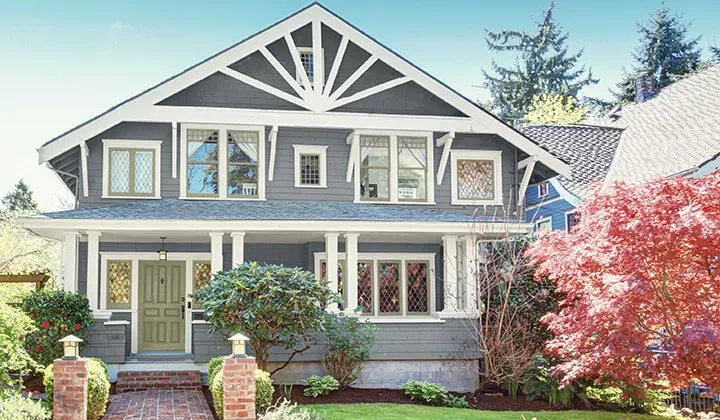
[138,261,186,352]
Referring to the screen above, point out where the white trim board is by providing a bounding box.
[36,4,570,180]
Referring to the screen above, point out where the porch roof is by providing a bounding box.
[41,200,514,224]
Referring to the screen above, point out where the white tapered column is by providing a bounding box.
[344,233,359,313]
[209,232,224,274]
[63,232,80,292]
[325,233,339,312]
[463,236,478,315]
[86,231,102,311]
[231,232,245,268]
[441,235,458,314]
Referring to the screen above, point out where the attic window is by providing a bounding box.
[538,183,549,198]
[297,48,314,85]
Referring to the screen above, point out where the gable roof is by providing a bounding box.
[37,2,570,178]
[604,63,720,183]
[519,124,624,198]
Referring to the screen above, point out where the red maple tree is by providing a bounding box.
[527,172,720,392]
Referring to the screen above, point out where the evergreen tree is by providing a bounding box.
[2,180,38,213]
[614,7,701,104]
[711,45,720,63]
[482,1,597,122]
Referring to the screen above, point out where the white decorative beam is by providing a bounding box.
[285,34,313,92]
[329,55,378,102]
[436,131,455,185]
[268,125,279,181]
[312,19,324,96]
[324,36,348,97]
[346,131,359,182]
[518,157,538,206]
[171,121,177,178]
[79,140,89,197]
[259,46,308,101]
[518,155,538,170]
[219,67,309,110]
[326,76,411,111]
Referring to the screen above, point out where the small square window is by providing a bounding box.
[450,150,503,205]
[538,183,549,198]
[103,140,161,198]
[293,145,327,188]
[536,217,552,232]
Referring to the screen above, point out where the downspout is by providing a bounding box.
[46,163,79,209]
[514,148,519,218]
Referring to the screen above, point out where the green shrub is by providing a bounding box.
[401,380,447,404]
[208,356,224,385]
[210,367,274,418]
[210,368,224,419]
[0,301,38,387]
[441,393,469,408]
[255,369,273,413]
[303,375,339,398]
[20,290,94,366]
[522,356,576,407]
[321,311,379,388]
[43,358,109,420]
[259,398,322,420]
[0,393,50,420]
[586,385,672,414]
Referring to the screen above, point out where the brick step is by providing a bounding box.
[116,370,202,393]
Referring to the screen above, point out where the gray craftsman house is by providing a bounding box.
[20,3,569,391]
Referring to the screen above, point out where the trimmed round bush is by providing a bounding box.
[0,394,50,420]
[43,357,110,420]
[209,367,274,418]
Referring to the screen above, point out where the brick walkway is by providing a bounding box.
[103,389,214,419]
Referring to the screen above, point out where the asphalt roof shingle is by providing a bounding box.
[41,200,512,223]
[518,124,624,197]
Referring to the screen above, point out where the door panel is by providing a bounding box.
[138,261,186,352]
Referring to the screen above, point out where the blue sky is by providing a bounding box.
[1,0,718,209]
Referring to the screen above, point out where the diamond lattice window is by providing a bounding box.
[357,261,373,314]
[110,150,130,193]
[193,262,212,292]
[134,151,154,193]
[407,262,428,314]
[378,262,401,314]
[107,261,131,308]
[300,154,321,185]
[457,159,495,200]
[108,148,156,196]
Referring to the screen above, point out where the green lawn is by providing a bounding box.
[308,403,665,420]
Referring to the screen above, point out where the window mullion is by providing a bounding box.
[219,128,228,198]
[389,135,398,202]
[128,150,136,195]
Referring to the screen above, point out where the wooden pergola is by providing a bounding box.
[0,273,50,291]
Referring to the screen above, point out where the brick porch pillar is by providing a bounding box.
[223,356,257,420]
[53,359,88,420]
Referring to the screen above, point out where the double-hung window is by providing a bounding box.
[181,124,265,200]
[354,131,434,203]
[450,150,503,205]
[102,140,161,198]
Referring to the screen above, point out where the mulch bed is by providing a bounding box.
[22,373,45,394]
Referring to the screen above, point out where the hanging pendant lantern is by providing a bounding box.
[157,237,168,261]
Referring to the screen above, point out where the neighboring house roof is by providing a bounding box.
[518,124,624,198]
[605,63,720,183]
[36,2,570,179]
[39,200,516,223]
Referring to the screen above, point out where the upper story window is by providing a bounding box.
[293,145,327,188]
[102,139,161,199]
[450,150,503,206]
[354,131,434,204]
[538,183,549,198]
[297,47,314,86]
[566,211,582,232]
[536,217,552,232]
[181,124,265,200]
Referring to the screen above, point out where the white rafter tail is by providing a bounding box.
[79,140,89,197]
[436,131,455,185]
[324,36,348,97]
[171,121,178,178]
[268,125,279,181]
[518,156,538,206]
[326,76,411,111]
[329,55,378,102]
[346,131,359,182]
[285,34,313,94]
[219,67,309,110]
[259,47,308,101]
[312,19,324,97]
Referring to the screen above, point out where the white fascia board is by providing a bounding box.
[548,178,580,206]
[19,217,532,235]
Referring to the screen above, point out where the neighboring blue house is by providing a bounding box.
[519,124,624,232]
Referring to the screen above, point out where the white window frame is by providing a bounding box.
[535,216,552,232]
[565,210,581,232]
[102,139,162,199]
[450,150,503,206]
[314,252,436,319]
[296,47,322,87]
[538,183,549,198]
[179,123,266,200]
[352,130,435,205]
[293,145,327,188]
